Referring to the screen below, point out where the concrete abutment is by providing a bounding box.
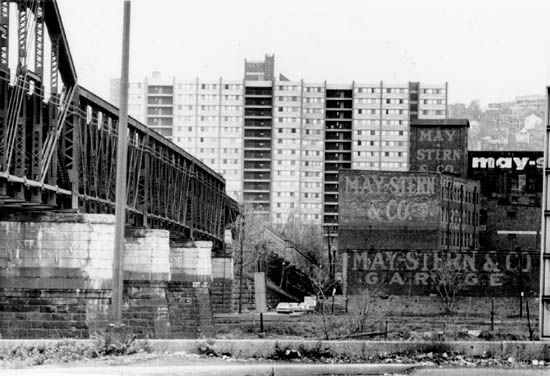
[0,212,235,339]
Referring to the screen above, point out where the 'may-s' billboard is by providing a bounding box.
[469,151,543,172]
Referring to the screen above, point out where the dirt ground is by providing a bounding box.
[213,311,537,341]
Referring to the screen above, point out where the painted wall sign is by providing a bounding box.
[346,249,539,296]
[339,171,441,231]
[409,124,468,177]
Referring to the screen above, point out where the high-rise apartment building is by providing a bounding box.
[110,55,448,232]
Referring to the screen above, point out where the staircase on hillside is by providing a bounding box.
[263,227,330,281]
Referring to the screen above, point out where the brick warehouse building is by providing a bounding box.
[338,170,482,296]
[468,151,542,287]
[338,118,540,311]
[338,170,480,252]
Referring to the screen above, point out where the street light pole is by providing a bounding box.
[111,0,132,327]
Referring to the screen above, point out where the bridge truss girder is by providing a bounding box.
[0,0,239,245]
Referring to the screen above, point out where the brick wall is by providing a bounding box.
[122,281,170,338]
[482,199,540,252]
[122,281,214,339]
[167,282,214,338]
[347,293,538,319]
[0,288,110,338]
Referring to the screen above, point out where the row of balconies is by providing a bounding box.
[246,203,271,212]
[244,161,271,170]
[244,139,271,149]
[324,184,339,193]
[324,162,352,172]
[148,86,173,95]
[323,193,339,203]
[244,150,271,160]
[245,119,272,128]
[245,98,272,107]
[245,108,272,117]
[324,152,352,161]
[245,87,272,96]
[325,110,353,119]
[325,141,353,151]
[244,129,272,138]
[147,117,172,126]
[326,123,352,131]
[147,96,173,105]
[323,215,338,224]
[325,100,353,109]
[326,90,353,99]
[147,107,173,115]
[243,182,270,192]
[325,132,352,141]
[243,192,270,202]
[244,171,271,180]
[323,205,339,214]
[324,173,339,182]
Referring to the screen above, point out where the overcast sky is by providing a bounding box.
[57,0,549,106]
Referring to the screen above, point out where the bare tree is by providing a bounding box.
[273,210,325,266]
[429,257,468,314]
[345,289,379,336]
[234,209,274,274]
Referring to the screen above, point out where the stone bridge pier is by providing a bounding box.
[0,212,235,339]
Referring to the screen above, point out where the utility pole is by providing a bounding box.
[111,0,131,327]
[327,226,333,284]
[541,86,550,340]
[238,214,245,314]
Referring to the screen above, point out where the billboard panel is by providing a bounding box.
[468,151,543,173]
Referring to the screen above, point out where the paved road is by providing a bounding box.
[1,363,415,376]
[2,364,549,376]
[411,368,549,376]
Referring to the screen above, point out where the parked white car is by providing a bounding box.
[276,302,299,313]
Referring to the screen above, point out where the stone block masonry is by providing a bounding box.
[0,213,115,286]
[170,240,212,282]
[0,213,114,338]
[211,257,233,313]
[167,283,214,338]
[0,288,110,339]
[0,212,226,339]
[125,228,171,281]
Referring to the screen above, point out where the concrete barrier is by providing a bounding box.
[0,339,548,361]
[147,339,550,361]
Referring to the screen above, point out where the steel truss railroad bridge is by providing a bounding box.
[0,0,239,246]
